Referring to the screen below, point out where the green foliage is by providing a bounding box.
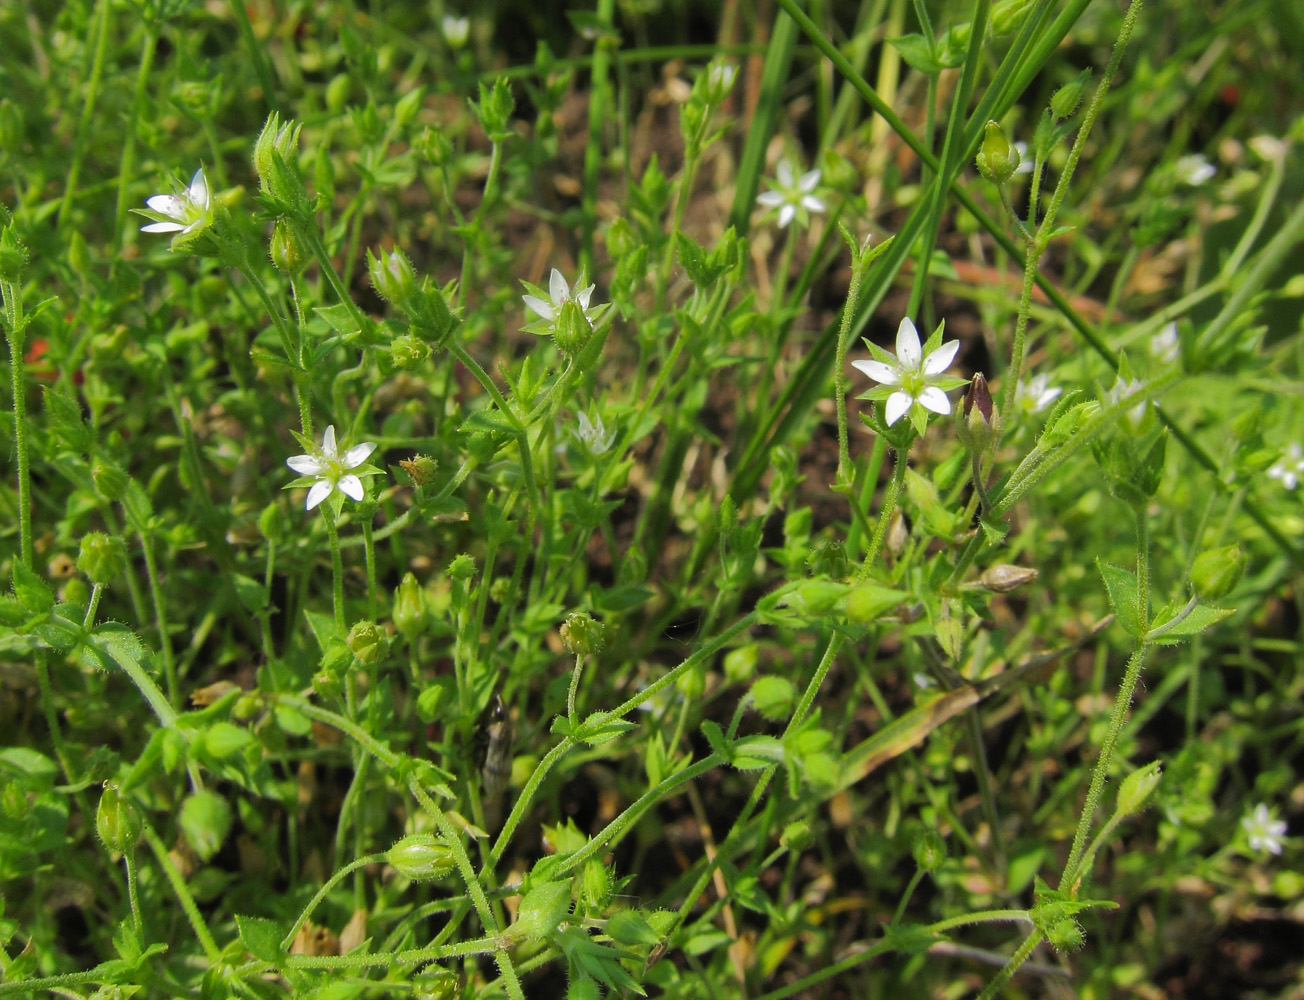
[0,1,1299,998]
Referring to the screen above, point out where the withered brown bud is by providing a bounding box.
[976,564,1038,593]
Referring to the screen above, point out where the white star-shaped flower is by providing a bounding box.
[1174,153,1216,187]
[1242,803,1287,856]
[523,268,597,325]
[1107,375,1148,426]
[140,167,212,235]
[285,425,378,510]
[756,161,826,229]
[1267,443,1304,491]
[852,317,961,427]
[1015,373,1062,415]
[574,411,616,456]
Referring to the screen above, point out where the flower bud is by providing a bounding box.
[312,668,343,700]
[702,61,737,105]
[780,820,813,851]
[78,532,128,585]
[471,78,515,143]
[96,783,143,856]
[347,620,388,665]
[91,460,129,503]
[958,372,1000,453]
[1114,761,1162,817]
[388,833,455,881]
[750,675,795,722]
[560,612,605,656]
[1050,70,1089,121]
[269,219,308,274]
[913,829,947,872]
[1190,544,1245,602]
[252,113,302,188]
[416,125,453,167]
[976,564,1038,593]
[976,121,1019,185]
[393,573,428,643]
[448,553,476,582]
[369,247,417,307]
[441,15,470,49]
[258,502,284,544]
[582,858,614,911]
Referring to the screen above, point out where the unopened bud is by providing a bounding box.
[913,829,947,872]
[1190,544,1245,602]
[78,532,128,585]
[1050,70,1089,121]
[269,219,308,274]
[390,333,430,370]
[388,833,455,881]
[976,122,1019,185]
[258,502,284,544]
[976,564,1038,593]
[252,113,302,188]
[958,373,999,453]
[560,612,605,656]
[393,573,428,643]
[369,247,417,307]
[96,783,143,855]
[1115,761,1162,817]
[1047,918,1085,952]
[91,460,129,502]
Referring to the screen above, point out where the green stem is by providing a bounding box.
[56,0,111,231]
[2,285,32,569]
[325,506,345,633]
[408,780,526,1000]
[114,25,158,245]
[124,852,144,939]
[142,820,221,963]
[974,930,1044,1000]
[855,446,907,581]
[566,654,584,726]
[138,529,179,706]
[279,853,387,952]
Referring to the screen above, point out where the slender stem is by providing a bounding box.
[114,25,158,244]
[2,285,32,569]
[325,506,345,632]
[124,852,144,939]
[56,0,111,231]
[138,530,179,706]
[82,583,105,629]
[408,780,526,1000]
[142,820,221,963]
[974,930,1044,1000]
[566,654,584,726]
[279,853,386,952]
[486,736,574,869]
[856,447,907,581]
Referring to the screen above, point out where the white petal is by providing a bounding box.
[342,441,377,467]
[548,268,568,305]
[146,194,186,218]
[305,480,333,510]
[337,474,364,501]
[140,221,184,233]
[188,168,210,208]
[922,338,960,375]
[320,425,338,459]
[778,204,795,228]
[850,359,901,385]
[776,161,795,187]
[756,190,786,207]
[802,194,826,214]
[575,285,595,311]
[287,454,327,475]
[798,169,821,191]
[884,391,912,426]
[523,294,555,320]
[895,318,922,368]
[917,386,951,415]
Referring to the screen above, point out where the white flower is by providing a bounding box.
[441,14,469,48]
[574,411,616,455]
[1242,803,1287,856]
[756,161,826,229]
[1107,375,1148,426]
[1267,443,1304,491]
[286,425,378,510]
[852,317,961,427]
[1174,154,1216,187]
[1015,373,1062,415]
[523,268,598,325]
[704,62,737,102]
[1149,322,1180,363]
[140,167,212,235]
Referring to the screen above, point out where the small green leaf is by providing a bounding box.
[573,714,636,747]
[889,33,943,74]
[12,561,54,614]
[1097,560,1143,636]
[179,790,233,862]
[236,915,284,962]
[1147,603,1235,644]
